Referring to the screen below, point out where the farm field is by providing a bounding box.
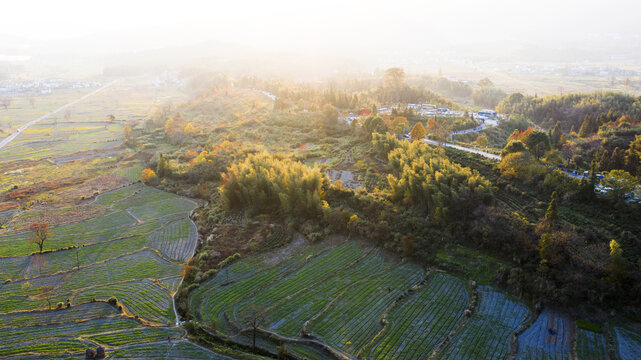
[192,238,598,360]
[611,325,641,360]
[515,309,573,360]
[575,327,607,360]
[434,286,530,360]
[366,272,469,359]
[0,77,187,212]
[0,183,237,358]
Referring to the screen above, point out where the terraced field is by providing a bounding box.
[435,286,530,360]
[0,184,223,358]
[366,272,469,359]
[576,328,607,360]
[612,325,641,360]
[515,309,573,360]
[190,239,536,359]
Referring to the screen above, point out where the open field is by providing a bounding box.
[0,78,187,212]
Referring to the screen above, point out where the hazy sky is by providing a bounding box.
[3,0,640,54]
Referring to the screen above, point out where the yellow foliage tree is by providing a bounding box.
[409,122,427,141]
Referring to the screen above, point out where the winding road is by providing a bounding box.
[0,80,117,151]
[424,139,501,160]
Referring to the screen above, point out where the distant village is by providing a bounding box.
[0,79,102,97]
[339,104,502,124]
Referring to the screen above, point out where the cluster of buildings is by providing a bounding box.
[339,105,501,124]
[0,79,102,97]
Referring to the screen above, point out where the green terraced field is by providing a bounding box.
[86,327,184,346]
[434,286,530,360]
[0,184,205,358]
[74,280,174,324]
[367,272,469,359]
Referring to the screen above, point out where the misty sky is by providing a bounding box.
[3,0,640,55]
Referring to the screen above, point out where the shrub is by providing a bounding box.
[107,297,118,306]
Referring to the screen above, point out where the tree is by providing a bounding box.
[156,153,171,178]
[607,239,628,284]
[37,285,55,309]
[409,122,427,141]
[322,104,338,126]
[63,109,71,122]
[550,121,563,148]
[624,135,641,176]
[476,135,488,148]
[578,115,597,137]
[391,116,409,135]
[384,68,406,89]
[522,130,550,158]
[544,192,558,223]
[184,123,196,135]
[29,98,36,108]
[501,140,527,157]
[477,78,494,88]
[604,169,637,199]
[240,305,265,349]
[106,114,116,122]
[426,119,448,142]
[124,125,136,147]
[29,223,51,253]
[141,168,158,184]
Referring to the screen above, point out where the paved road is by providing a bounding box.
[0,80,117,151]
[424,139,502,160]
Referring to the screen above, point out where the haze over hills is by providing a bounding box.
[1,1,641,359]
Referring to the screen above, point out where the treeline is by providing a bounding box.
[412,75,473,99]
[497,91,641,131]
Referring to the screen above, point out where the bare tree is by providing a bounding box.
[240,305,265,349]
[37,285,56,309]
[63,109,71,122]
[29,97,36,108]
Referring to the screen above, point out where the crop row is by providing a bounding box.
[0,316,141,347]
[369,272,469,360]
[576,328,606,360]
[0,302,118,329]
[307,262,425,353]
[232,242,366,322]
[149,217,198,262]
[129,198,197,222]
[0,250,180,303]
[87,326,183,347]
[515,309,572,360]
[435,286,529,360]
[75,280,174,324]
[264,250,388,337]
[0,338,90,357]
[612,325,641,360]
[106,340,230,359]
